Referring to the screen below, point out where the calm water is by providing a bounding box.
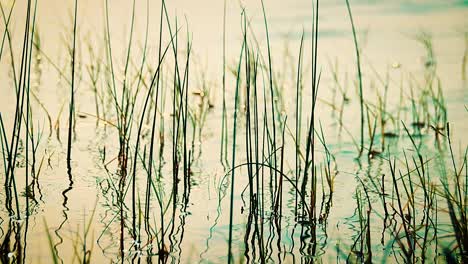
[0,0,467,263]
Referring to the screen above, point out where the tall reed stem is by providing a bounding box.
[345,0,364,156]
[66,0,78,169]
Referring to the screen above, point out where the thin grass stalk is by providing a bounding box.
[227,12,246,263]
[301,0,320,220]
[253,54,265,263]
[445,123,468,261]
[344,0,364,156]
[145,0,166,255]
[220,0,228,164]
[260,0,278,200]
[295,32,304,217]
[0,0,16,62]
[66,0,78,168]
[104,0,121,130]
[120,0,136,136]
[24,0,39,218]
[389,157,413,262]
[6,0,33,219]
[183,33,191,203]
[244,39,254,211]
[131,0,151,244]
[311,0,319,194]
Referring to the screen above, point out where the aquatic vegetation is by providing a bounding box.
[0,0,466,263]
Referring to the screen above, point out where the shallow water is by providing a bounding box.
[0,0,467,263]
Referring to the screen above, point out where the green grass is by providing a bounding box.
[0,0,467,263]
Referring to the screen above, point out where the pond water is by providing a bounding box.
[0,0,467,263]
